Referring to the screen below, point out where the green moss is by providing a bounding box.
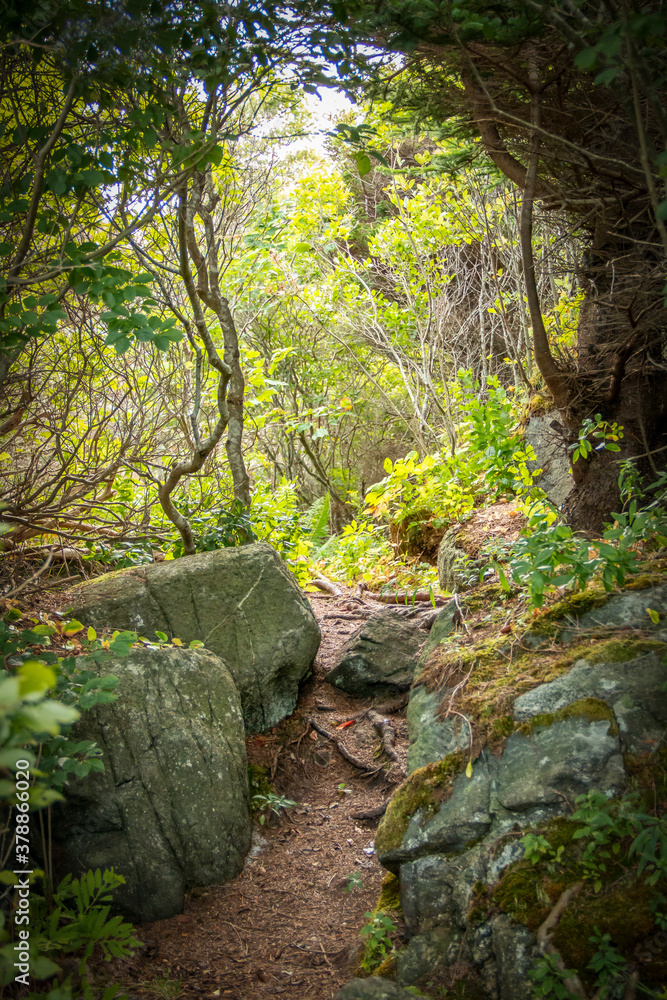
[375,752,466,856]
[623,557,667,590]
[554,880,656,975]
[462,581,513,614]
[491,715,515,739]
[518,697,618,737]
[488,805,667,991]
[492,820,580,928]
[529,392,550,415]
[247,764,272,799]
[377,873,402,914]
[530,585,610,632]
[586,638,665,664]
[371,954,397,980]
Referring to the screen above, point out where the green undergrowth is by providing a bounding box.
[247,764,272,800]
[460,581,514,614]
[355,874,403,979]
[527,584,611,631]
[375,753,466,857]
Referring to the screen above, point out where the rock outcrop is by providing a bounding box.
[354,578,667,996]
[64,543,321,732]
[52,645,251,924]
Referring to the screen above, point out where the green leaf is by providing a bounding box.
[356,153,372,177]
[595,67,622,86]
[18,660,56,695]
[62,619,84,636]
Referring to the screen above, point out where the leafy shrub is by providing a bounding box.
[364,372,540,542]
[359,910,396,972]
[522,789,667,997]
[251,792,298,826]
[499,473,667,606]
[0,617,142,997]
[170,499,257,557]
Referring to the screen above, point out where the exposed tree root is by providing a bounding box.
[309,577,343,597]
[368,710,400,764]
[536,883,587,999]
[365,590,446,606]
[373,692,410,714]
[306,716,384,776]
[350,801,389,821]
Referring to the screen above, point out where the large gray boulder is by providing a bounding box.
[53,645,251,923]
[64,543,321,732]
[325,608,426,698]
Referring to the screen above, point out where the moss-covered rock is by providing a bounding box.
[375,753,466,860]
[497,715,624,811]
[513,644,667,753]
[517,696,618,736]
[356,568,667,1000]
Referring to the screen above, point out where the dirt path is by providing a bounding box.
[116,590,411,1000]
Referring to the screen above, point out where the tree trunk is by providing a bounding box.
[558,234,667,532]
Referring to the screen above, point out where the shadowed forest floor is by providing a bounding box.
[110,589,410,1000]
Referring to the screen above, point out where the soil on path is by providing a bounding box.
[115,589,414,1000]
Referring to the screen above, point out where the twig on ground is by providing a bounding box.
[3,573,81,598]
[269,745,282,780]
[306,716,383,776]
[366,590,445,606]
[368,710,400,765]
[444,663,475,717]
[322,612,372,621]
[287,721,311,751]
[452,592,472,634]
[3,550,54,598]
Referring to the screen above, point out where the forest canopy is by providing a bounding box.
[0,0,665,585]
